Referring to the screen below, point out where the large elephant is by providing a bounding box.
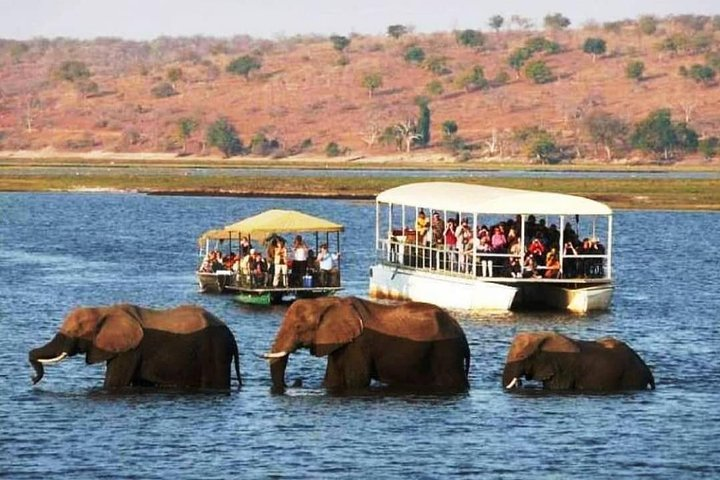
[502,332,654,391]
[264,296,470,393]
[29,304,242,390]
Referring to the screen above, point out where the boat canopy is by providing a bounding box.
[376,182,612,216]
[198,209,344,243]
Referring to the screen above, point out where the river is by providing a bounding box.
[0,193,718,478]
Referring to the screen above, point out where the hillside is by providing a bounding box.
[1,16,720,164]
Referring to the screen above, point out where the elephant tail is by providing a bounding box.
[463,341,471,379]
[233,340,242,388]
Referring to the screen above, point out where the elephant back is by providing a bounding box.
[138,305,225,334]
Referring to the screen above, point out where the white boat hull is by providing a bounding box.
[369,264,518,311]
[369,264,612,313]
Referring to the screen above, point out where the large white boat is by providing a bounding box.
[369,182,613,313]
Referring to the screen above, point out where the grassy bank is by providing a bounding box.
[2,173,719,211]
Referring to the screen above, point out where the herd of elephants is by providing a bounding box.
[28,296,656,394]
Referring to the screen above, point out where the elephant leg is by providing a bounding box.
[197,328,236,390]
[429,339,469,389]
[324,345,372,390]
[104,351,141,389]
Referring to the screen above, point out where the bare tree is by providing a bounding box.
[678,101,696,123]
[23,95,42,132]
[395,120,422,153]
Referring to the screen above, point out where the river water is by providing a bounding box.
[1,193,718,478]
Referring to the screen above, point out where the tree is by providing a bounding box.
[361,72,383,98]
[442,120,458,138]
[631,109,698,161]
[488,15,504,33]
[525,36,560,54]
[544,13,571,31]
[226,55,261,79]
[330,35,351,52]
[394,120,422,152]
[455,65,489,92]
[387,25,408,39]
[177,117,198,153]
[514,127,559,163]
[54,60,91,83]
[508,47,532,79]
[404,45,426,64]
[638,15,658,36]
[206,117,242,157]
[524,60,555,84]
[688,64,716,85]
[584,111,629,160]
[582,37,607,62]
[455,29,486,48]
[626,60,645,81]
[415,96,431,147]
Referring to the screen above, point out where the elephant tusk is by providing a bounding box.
[261,351,288,359]
[505,377,519,389]
[38,352,68,365]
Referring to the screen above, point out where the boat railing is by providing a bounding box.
[379,238,609,281]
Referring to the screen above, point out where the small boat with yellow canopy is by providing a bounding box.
[197,209,344,304]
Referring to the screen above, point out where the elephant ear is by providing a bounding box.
[87,309,143,364]
[507,332,579,362]
[312,297,365,357]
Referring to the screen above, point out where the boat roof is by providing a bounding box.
[376,182,612,216]
[199,209,344,242]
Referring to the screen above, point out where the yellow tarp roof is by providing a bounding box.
[198,209,344,243]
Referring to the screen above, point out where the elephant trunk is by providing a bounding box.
[28,333,73,384]
[269,354,289,394]
[502,362,523,389]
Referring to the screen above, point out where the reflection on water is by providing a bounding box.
[1,193,719,478]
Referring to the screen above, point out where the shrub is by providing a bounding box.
[387,25,408,39]
[54,60,91,82]
[151,82,177,98]
[455,29,486,48]
[524,60,555,84]
[698,137,719,159]
[404,45,426,64]
[330,35,351,52]
[325,141,346,157]
[226,55,262,78]
[626,60,645,81]
[426,80,444,96]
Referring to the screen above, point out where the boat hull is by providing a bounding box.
[369,263,612,313]
[196,271,236,293]
[369,264,518,311]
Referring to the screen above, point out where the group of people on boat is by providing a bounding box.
[403,210,606,279]
[200,234,340,289]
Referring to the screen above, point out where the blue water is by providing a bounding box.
[1,193,718,478]
[4,166,720,179]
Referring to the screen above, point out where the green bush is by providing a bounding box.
[698,137,719,159]
[524,60,555,84]
[626,60,645,81]
[455,29,486,48]
[226,55,262,78]
[404,45,426,64]
[325,141,345,157]
[206,117,243,158]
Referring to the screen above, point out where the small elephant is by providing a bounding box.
[263,296,470,393]
[502,332,654,391]
[29,304,242,390]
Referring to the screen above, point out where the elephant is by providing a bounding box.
[29,304,242,390]
[263,296,470,393]
[502,332,655,391]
